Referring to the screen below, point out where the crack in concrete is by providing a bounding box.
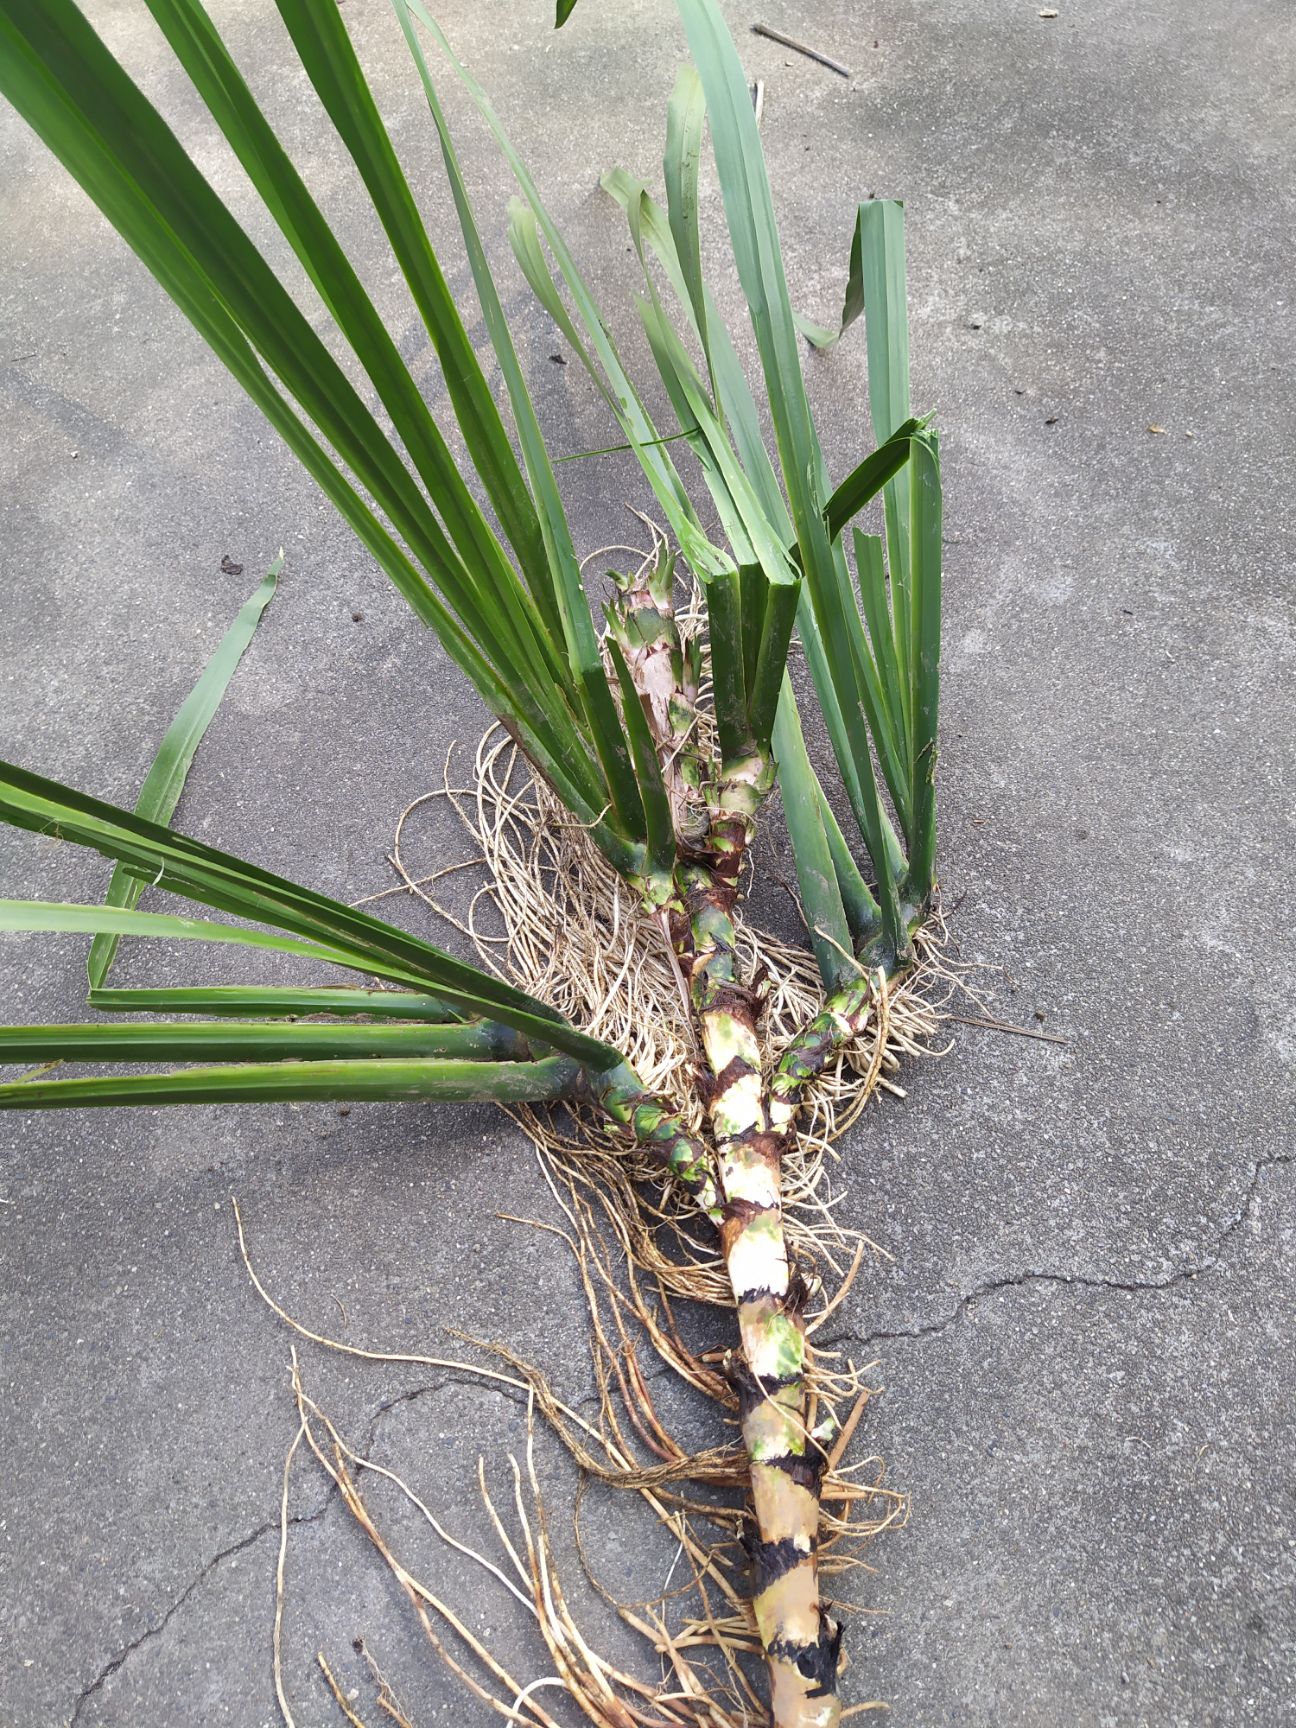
[68,1152,1290,1719]
[364,1365,536,1450]
[67,1516,293,1727]
[827,1149,1294,1357]
[63,1375,498,1725]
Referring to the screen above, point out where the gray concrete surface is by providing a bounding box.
[2,1,1293,1724]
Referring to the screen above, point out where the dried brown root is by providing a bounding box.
[286,1345,754,1728]
[379,721,954,1285]
[317,1650,374,1728]
[239,1152,902,1728]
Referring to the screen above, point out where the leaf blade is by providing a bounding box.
[87,985,458,1021]
[87,554,280,992]
[0,1055,584,1111]
[0,1018,528,1064]
[1,761,621,1068]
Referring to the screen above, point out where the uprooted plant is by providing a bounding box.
[0,2,944,1724]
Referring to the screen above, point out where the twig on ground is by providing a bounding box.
[752,22,851,78]
[946,1012,1068,1046]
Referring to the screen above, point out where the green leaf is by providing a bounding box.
[88,555,280,993]
[401,3,725,579]
[771,679,855,989]
[904,431,943,902]
[858,202,913,444]
[267,0,567,682]
[814,782,882,947]
[822,420,921,546]
[854,527,908,783]
[672,0,907,954]
[0,1019,528,1065]
[702,566,749,760]
[633,254,796,591]
[87,985,458,1021]
[746,580,802,751]
[503,197,721,583]
[622,206,801,756]
[824,554,910,839]
[0,0,621,853]
[0,763,621,1068]
[146,0,554,668]
[857,200,916,757]
[663,64,711,383]
[738,561,768,696]
[601,169,790,537]
[795,596,903,887]
[793,203,867,351]
[4,899,371,970]
[606,639,677,880]
[391,0,647,851]
[555,0,580,25]
[0,1055,584,1112]
[605,58,906,854]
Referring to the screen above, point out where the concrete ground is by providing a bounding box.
[1,1,1292,1724]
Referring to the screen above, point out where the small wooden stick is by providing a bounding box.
[752,23,851,79]
[946,1012,1069,1046]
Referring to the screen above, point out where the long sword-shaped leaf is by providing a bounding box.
[4,900,376,972]
[771,679,854,990]
[814,782,882,946]
[702,566,748,761]
[601,155,910,890]
[616,118,909,886]
[747,581,801,750]
[858,199,916,757]
[663,64,711,383]
[0,4,468,620]
[0,1056,582,1112]
[628,194,912,808]
[905,430,943,901]
[1,897,612,1065]
[402,2,722,573]
[0,0,620,852]
[623,194,803,755]
[606,640,677,882]
[605,166,918,567]
[390,0,645,847]
[854,527,908,780]
[504,199,722,585]
[795,597,905,886]
[632,238,796,592]
[602,169,791,535]
[0,1019,527,1065]
[88,556,280,993]
[822,420,922,546]
[0,766,620,1067]
[674,0,906,954]
[826,563,909,837]
[142,0,561,690]
[633,288,799,755]
[267,0,572,693]
[88,985,458,1021]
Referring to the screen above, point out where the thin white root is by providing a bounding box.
[274,1416,306,1728]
